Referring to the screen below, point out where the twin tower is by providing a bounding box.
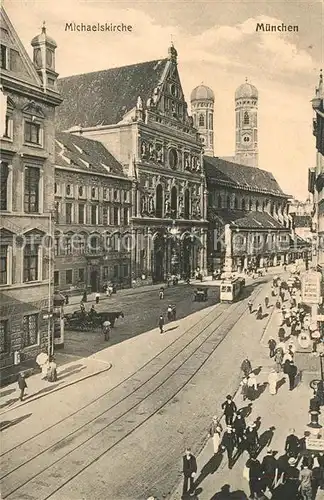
[190,79,258,168]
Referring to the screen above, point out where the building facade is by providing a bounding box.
[56,44,208,284]
[309,70,324,274]
[0,9,62,374]
[54,132,132,292]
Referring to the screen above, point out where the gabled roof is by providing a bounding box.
[204,156,288,197]
[55,132,126,178]
[56,59,168,130]
[208,208,287,230]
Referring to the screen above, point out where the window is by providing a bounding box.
[103,266,108,280]
[242,199,246,211]
[91,187,96,198]
[217,195,222,209]
[199,114,205,127]
[66,203,72,224]
[0,246,7,285]
[249,199,252,211]
[227,196,231,209]
[54,183,57,194]
[155,184,163,218]
[168,149,178,170]
[184,189,190,219]
[0,320,9,354]
[23,245,38,282]
[171,186,177,218]
[123,264,129,277]
[123,207,129,225]
[113,207,119,226]
[103,207,108,225]
[53,201,60,223]
[24,121,41,145]
[54,238,59,256]
[54,271,59,286]
[78,268,85,282]
[78,186,84,197]
[66,184,71,196]
[0,162,9,210]
[113,189,118,201]
[78,204,85,224]
[124,191,128,202]
[209,114,213,130]
[91,205,97,225]
[75,235,85,255]
[234,197,238,209]
[0,44,7,70]
[3,115,13,139]
[65,237,72,255]
[243,111,249,125]
[256,200,260,211]
[113,264,119,278]
[66,270,73,285]
[24,166,39,213]
[22,314,38,347]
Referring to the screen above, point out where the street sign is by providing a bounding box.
[301,271,322,304]
[306,437,324,451]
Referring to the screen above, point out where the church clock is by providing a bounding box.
[242,134,251,144]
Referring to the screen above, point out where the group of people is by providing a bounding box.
[158,304,177,333]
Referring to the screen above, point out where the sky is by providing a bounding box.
[3,0,323,200]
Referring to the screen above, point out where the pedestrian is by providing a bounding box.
[265,296,269,308]
[103,320,111,341]
[268,369,278,395]
[268,337,277,358]
[82,289,87,303]
[274,348,284,373]
[240,377,249,401]
[158,314,164,334]
[182,448,197,498]
[159,287,164,300]
[106,285,112,297]
[47,356,57,382]
[221,426,237,468]
[286,360,298,391]
[299,463,313,500]
[17,372,27,401]
[248,300,253,314]
[246,453,264,499]
[80,300,85,313]
[245,423,259,456]
[167,304,173,321]
[247,373,258,400]
[209,416,223,455]
[64,293,69,305]
[95,292,100,304]
[285,429,300,458]
[278,326,285,343]
[284,457,300,498]
[221,395,237,426]
[256,304,263,320]
[233,413,246,446]
[241,358,252,378]
[261,449,277,494]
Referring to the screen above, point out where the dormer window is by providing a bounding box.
[0,45,8,70]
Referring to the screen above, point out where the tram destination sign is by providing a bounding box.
[301,271,321,304]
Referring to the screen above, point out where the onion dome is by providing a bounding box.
[235,78,258,99]
[190,84,214,102]
[31,22,57,48]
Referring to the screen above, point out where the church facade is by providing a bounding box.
[192,81,292,273]
[56,45,208,285]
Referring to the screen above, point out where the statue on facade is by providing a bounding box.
[146,97,154,108]
[136,96,143,110]
[165,195,171,217]
[196,158,201,172]
[149,143,155,160]
[195,201,201,217]
[178,197,184,218]
[148,195,155,214]
[141,141,147,158]
[141,195,147,215]
[184,154,190,171]
[156,145,164,163]
[191,156,196,171]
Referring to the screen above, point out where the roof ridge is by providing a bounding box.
[58,57,168,81]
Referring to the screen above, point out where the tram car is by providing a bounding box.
[220,277,245,303]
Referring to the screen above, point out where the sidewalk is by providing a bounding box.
[170,282,320,500]
[0,354,111,419]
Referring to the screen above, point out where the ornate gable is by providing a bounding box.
[0,7,42,87]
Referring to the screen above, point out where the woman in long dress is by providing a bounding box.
[268,369,278,395]
[209,416,223,455]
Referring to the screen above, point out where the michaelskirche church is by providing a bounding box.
[55,43,295,287]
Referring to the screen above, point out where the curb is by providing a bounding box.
[0,362,112,418]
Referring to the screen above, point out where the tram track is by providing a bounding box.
[2,284,264,500]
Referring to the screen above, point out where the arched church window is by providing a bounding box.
[199,114,205,127]
[184,189,190,219]
[234,197,238,209]
[155,184,163,218]
[244,111,249,125]
[171,186,178,218]
[208,114,213,130]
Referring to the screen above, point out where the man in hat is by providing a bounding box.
[261,449,277,494]
[286,360,298,391]
[241,358,252,378]
[233,413,246,447]
[221,395,237,426]
[221,426,237,469]
[182,448,197,498]
[285,429,300,458]
[245,453,263,499]
[299,462,313,500]
[245,423,259,457]
[158,314,164,334]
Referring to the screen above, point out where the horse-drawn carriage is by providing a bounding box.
[193,287,208,302]
[64,310,124,331]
